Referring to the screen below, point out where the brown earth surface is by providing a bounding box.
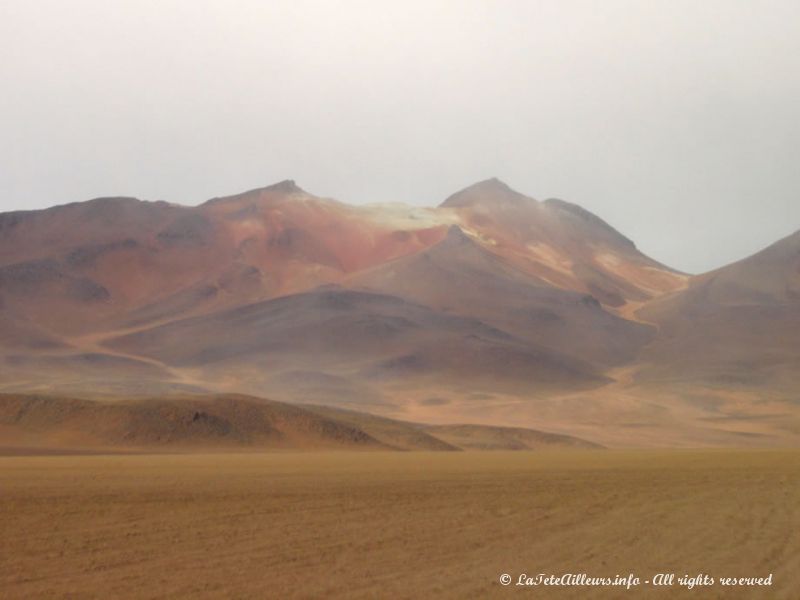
[1,450,797,599]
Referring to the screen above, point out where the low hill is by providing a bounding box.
[0,393,602,453]
[421,424,603,450]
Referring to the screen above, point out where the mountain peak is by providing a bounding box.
[261,179,305,194]
[440,178,530,208]
[203,180,307,206]
[472,177,513,192]
[422,225,493,259]
[443,224,472,243]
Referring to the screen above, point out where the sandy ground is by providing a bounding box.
[1,450,798,599]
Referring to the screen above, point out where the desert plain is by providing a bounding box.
[2,449,798,599]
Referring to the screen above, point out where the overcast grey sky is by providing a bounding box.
[2,1,799,273]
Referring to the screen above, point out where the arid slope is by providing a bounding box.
[2,180,799,447]
[0,393,601,453]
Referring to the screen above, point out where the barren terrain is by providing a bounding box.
[2,450,798,599]
[2,179,799,446]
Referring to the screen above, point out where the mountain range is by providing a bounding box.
[1,178,798,447]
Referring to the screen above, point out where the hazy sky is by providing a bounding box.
[2,1,799,273]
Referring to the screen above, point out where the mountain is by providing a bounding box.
[546,229,800,448]
[0,183,446,338]
[439,179,686,309]
[637,229,800,390]
[1,178,798,447]
[0,179,683,342]
[1,178,676,390]
[348,224,654,368]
